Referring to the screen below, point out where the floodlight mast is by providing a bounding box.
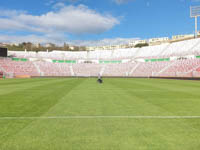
[195,16,198,38]
[190,6,200,38]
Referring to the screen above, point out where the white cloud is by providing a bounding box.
[45,0,83,7]
[191,0,200,2]
[0,5,119,35]
[0,34,138,47]
[68,38,140,46]
[113,0,133,4]
[53,2,66,8]
[0,4,134,46]
[0,34,66,45]
[0,9,26,17]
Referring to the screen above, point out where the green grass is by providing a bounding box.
[1,78,200,150]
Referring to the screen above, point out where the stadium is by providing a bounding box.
[1,38,200,78]
[1,36,200,78]
[1,1,200,150]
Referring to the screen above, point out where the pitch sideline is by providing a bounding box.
[1,116,200,120]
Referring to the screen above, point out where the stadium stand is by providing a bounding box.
[0,71,3,78]
[2,38,200,78]
[72,64,103,77]
[34,61,72,76]
[0,58,38,77]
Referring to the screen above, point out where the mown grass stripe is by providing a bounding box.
[1,116,200,119]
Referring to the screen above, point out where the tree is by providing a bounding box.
[26,42,33,51]
[79,46,86,51]
[134,43,149,48]
[63,43,69,51]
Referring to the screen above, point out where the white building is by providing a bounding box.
[11,43,19,46]
[69,46,75,50]
[86,47,94,51]
[33,43,41,48]
[149,37,169,45]
[172,34,194,40]
[129,40,147,47]
[44,43,52,48]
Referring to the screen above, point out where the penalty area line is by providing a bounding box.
[1,116,200,120]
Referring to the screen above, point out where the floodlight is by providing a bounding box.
[190,6,200,38]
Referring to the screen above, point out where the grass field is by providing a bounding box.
[1,78,200,150]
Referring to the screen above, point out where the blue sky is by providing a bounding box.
[0,0,199,45]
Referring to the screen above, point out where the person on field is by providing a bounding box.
[97,74,103,84]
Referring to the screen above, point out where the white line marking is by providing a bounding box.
[0,116,200,120]
[73,90,159,92]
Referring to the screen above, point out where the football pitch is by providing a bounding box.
[1,78,200,150]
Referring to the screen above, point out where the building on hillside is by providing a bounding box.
[0,43,7,47]
[11,43,19,46]
[87,42,141,51]
[172,34,194,41]
[86,47,94,51]
[32,43,41,48]
[69,46,75,50]
[44,43,52,48]
[128,40,147,47]
[92,44,130,50]
[148,37,169,45]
